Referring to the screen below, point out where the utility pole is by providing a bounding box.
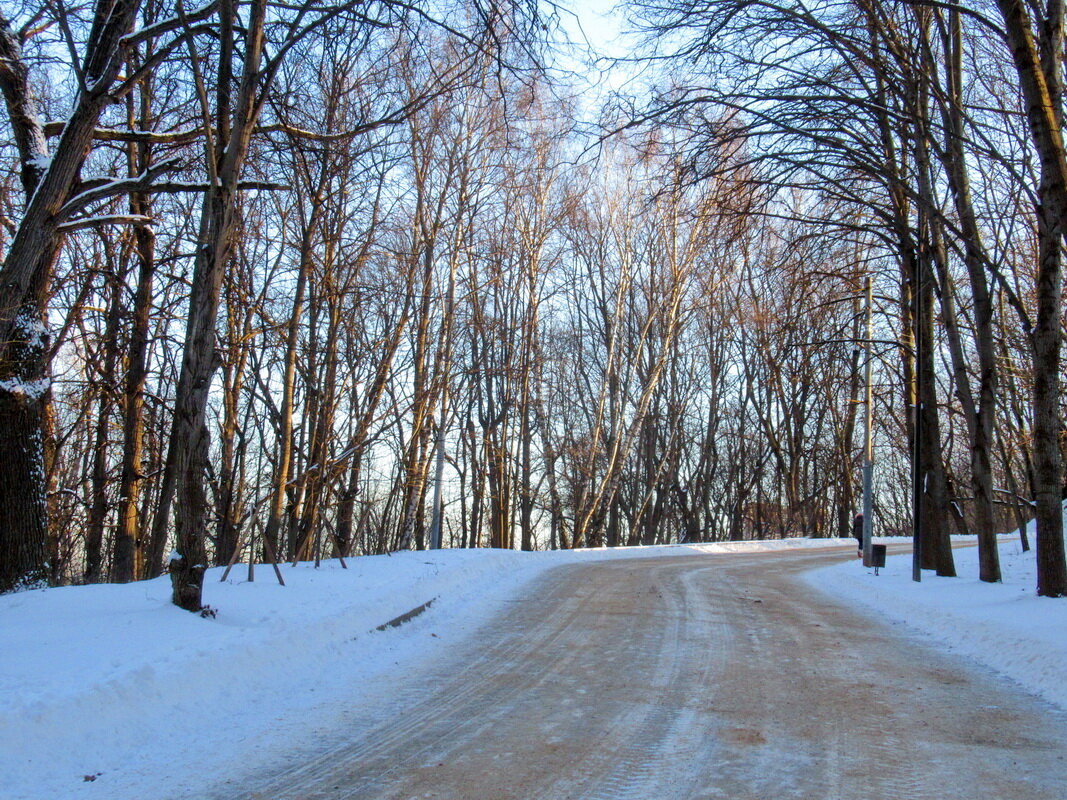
[428,409,446,550]
[861,276,874,567]
[912,251,923,583]
[428,242,460,551]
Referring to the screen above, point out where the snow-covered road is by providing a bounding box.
[230,547,1067,800]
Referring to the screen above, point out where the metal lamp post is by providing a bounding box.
[861,276,874,567]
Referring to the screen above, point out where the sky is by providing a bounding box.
[556,0,639,94]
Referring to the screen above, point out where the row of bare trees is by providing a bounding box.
[0,0,1064,608]
[631,0,1067,595]
[0,0,547,607]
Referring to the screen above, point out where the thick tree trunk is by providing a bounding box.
[907,18,957,578]
[936,8,1000,581]
[996,0,1067,596]
[1033,187,1067,596]
[165,171,241,607]
[0,306,50,592]
[1033,0,1067,597]
[0,3,141,591]
[166,0,267,609]
[916,252,956,577]
[164,240,223,594]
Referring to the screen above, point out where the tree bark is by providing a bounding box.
[0,308,50,591]
[933,7,1000,581]
[166,0,267,610]
[0,3,142,590]
[995,0,1067,596]
[112,69,156,582]
[111,211,153,582]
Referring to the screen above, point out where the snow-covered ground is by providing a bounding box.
[1,534,1063,799]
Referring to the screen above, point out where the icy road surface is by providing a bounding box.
[234,548,1067,799]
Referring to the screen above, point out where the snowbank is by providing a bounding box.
[808,530,1067,712]
[2,549,556,799]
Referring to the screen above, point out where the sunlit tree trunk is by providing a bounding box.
[112,115,156,583]
[996,0,1067,596]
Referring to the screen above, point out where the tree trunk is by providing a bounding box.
[0,306,50,592]
[112,195,155,582]
[165,0,267,609]
[916,242,956,576]
[995,0,1067,596]
[0,2,143,591]
[934,7,1000,581]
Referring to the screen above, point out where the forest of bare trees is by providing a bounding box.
[0,0,1065,610]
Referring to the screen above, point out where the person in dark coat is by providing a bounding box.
[852,513,864,558]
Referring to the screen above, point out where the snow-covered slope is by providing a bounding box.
[1,548,544,800]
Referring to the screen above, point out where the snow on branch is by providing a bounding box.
[57,214,153,233]
[144,180,290,193]
[121,0,220,48]
[111,1,221,99]
[57,158,183,220]
[39,117,410,147]
[42,122,206,145]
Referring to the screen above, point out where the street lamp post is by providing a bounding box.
[861,276,874,567]
[912,242,924,583]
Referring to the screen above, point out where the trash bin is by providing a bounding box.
[871,544,887,575]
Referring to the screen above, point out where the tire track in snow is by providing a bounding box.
[528,562,731,800]
[242,567,637,799]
